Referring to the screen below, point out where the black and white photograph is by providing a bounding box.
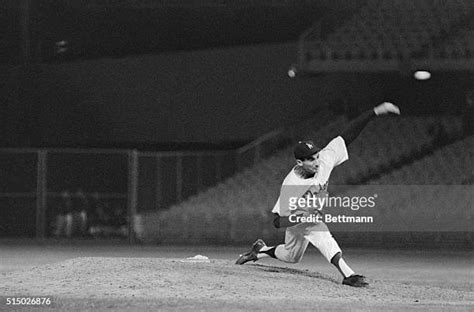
[0,0,473,311]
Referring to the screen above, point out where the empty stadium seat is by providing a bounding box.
[151,115,465,243]
[304,0,474,62]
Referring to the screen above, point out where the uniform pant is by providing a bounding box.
[275,222,341,263]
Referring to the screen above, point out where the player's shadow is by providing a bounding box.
[250,263,339,284]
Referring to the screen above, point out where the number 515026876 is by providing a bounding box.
[5,297,52,305]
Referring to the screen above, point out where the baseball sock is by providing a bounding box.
[331,252,355,278]
[257,246,277,259]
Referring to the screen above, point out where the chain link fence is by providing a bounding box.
[0,147,243,240]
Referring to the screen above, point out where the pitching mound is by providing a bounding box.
[1,257,472,311]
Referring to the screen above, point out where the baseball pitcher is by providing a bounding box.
[235,102,400,287]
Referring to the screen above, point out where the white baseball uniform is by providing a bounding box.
[271,136,349,263]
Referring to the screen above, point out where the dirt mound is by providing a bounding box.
[1,257,472,311]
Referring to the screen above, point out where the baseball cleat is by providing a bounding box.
[235,239,266,265]
[342,274,368,287]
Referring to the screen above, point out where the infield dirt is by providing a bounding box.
[1,256,473,311]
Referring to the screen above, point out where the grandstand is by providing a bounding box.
[143,114,468,244]
[1,1,471,247]
[431,14,474,59]
[1,4,472,310]
[298,0,474,72]
[333,135,474,245]
[368,135,473,185]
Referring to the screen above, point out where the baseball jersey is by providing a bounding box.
[272,136,349,217]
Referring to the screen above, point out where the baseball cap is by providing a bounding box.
[294,140,321,160]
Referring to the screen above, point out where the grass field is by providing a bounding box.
[0,239,472,311]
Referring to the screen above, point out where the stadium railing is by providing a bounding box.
[0,147,247,240]
[0,109,330,240]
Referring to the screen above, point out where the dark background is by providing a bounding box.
[1,0,361,63]
[0,0,471,247]
[0,0,375,150]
